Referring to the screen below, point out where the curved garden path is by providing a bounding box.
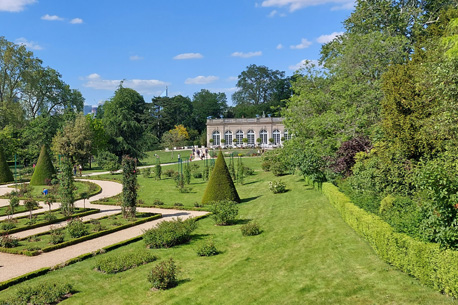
[0,179,208,283]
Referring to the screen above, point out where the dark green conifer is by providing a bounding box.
[30,145,56,185]
[202,151,240,204]
[0,147,14,183]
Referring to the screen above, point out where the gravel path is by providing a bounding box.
[0,179,208,283]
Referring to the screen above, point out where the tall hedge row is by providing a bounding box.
[30,145,56,185]
[202,151,240,204]
[321,182,458,297]
[0,147,13,183]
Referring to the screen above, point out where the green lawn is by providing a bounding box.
[0,157,456,304]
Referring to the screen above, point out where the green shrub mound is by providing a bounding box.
[241,221,262,236]
[30,145,56,185]
[143,218,197,248]
[95,251,157,274]
[148,258,178,290]
[322,182,458,298]
[196,239,218,256]
[210,200,238,226]
[0,281,72,305]
[0,147,13,183]
[202,151,240,204]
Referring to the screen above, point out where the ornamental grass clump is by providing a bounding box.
[148,258,179,290]
[95,251,157,274]
[241,221,262,236]
[143,218,197,248]
[210,200,238,226]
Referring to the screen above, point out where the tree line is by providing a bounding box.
[0,36,292,167]
[282,0,458,249]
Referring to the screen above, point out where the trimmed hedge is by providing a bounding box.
[202,150,240,204]
[0,147,13,183]
[30,145,56,186]
[0,209,100,235]
[0,267,51,291]
[322,182,458,298]
[0,213,162,255]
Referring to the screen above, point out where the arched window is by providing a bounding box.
[236,130,244,145]
[260,129,268,144]
[247,130,255,145]
[273,129,281,145]
[212,130,220,145]
[224,131,232,145]
[284,130,291,141]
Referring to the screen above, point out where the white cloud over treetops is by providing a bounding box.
[70,18,83,24]
[289,59,319,71]
[83,73,168,95]
[173,53,203,60]
[41,14,63,21]
[261,0,354,12]
[185,76,219,85]
[0,0,36,12]
[14,38,43,50]
[231,51,262,58]
[290,38,312,49]
[316,31,343,43]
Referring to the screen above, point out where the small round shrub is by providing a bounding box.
[241,221,262,236]
[174,202,183,207]
[66,217,88,238]
[148,258,178,290]
[193,172,203,178]
[153,199,164,206]
[269,181,286,194]
[1,220,16,231]
[143,218,197,248]
[196,239,218,256]
[0,234,19,248]
[210,200,238,226]
[50,226,65,244]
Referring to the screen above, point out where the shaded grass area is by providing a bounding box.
[1,164,456,304]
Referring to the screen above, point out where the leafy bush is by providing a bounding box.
[262,150,288,176]
[329,136,372,177]
[95,251,157,274]
[269,181,286,194]
[49,226,65,244]
[148,258,178,290]
[243,166,254,176]
[2,282,72,305]
[174,202,183,207]
[155,163,162,180]
[164,169,176,177]
[1,221,16,231]
[66,217,88,238]
[380,196,422,238]
[193,172,203,178]
[241,221,262,236]
[210,200,238,226]
[196,239,218,256]
[143,167,151,178]
[0,234,19,248]
[97,151,120,173]
[153,199,164,206]
[44,212,57,222]
[143,218,197,248]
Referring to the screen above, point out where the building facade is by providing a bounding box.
[206,117,288,148]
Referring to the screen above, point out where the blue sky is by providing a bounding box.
[0,0,354,106]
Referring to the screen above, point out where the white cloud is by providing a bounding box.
[261,0,354,12]
[70,18,83,24]
[173,53,203,60]
[185,75,219,85]
[231,51,262,58]
[316,31,343,43]
[0,0,36,12]
[14,38,43,50]
[83,74,168,95]
[276,44,283,50]
[268,10,277,17]
[227,76,238,82]
[129,55,143,61]
[41,14,63,21]
[289,59,319,71]
[290,38,312,49]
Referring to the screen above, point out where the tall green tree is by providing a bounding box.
[59,157,74,216]
[149,95,193,138]
[52,113,93,166]
[191,89,227,133]
[103,85,148,160]
[122,155,137,218]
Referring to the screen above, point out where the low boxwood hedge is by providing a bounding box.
[322,182,458,298]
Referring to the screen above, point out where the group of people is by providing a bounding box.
[190,147,209,161]
[73,164,83,176]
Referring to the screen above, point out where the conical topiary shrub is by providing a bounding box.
[0,147,14,183]
[202,151,240,204]
[30,145,56,185]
